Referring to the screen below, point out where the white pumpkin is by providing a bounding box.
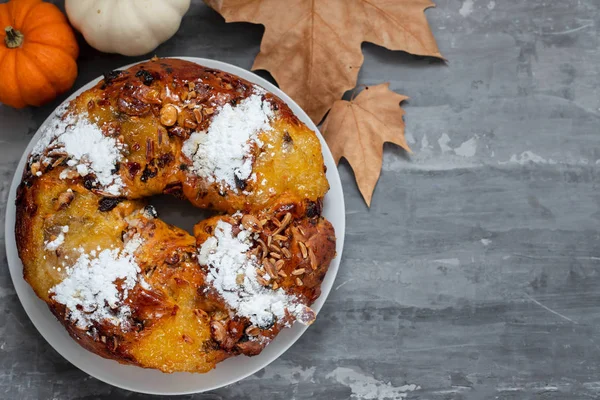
[65,0,191,56]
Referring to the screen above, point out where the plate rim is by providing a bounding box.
[4,57,345,395]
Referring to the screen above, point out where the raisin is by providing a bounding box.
[98,197,123,212]
[238,334,250,343]
[257,316,274,330]
[83,175,96,190]
[234,174,247,191]
[110,163,120,175]
[165,253,180,265]
[156,152,174,168]
[102,70,123,88]
[144,205,158,218]
[306,200,322,218]
[283,131,293,145]
[127,162,141,178]
[163,182,183,198]
[135,69,155,86]
[140,165,158,182]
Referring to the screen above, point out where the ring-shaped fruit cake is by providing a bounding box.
[15,58,336,373]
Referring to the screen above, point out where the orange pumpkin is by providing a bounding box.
[0,0,79,108]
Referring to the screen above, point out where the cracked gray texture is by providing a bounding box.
[1,0,600,398]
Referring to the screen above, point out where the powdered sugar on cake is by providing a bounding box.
[31,104,69,156]
[45,225,69,251]
[198,220,308,328]
[49,236,147,330]
[182,93,274,192]
[32,109,124,196]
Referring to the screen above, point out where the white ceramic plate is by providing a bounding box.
[4,57,345,395]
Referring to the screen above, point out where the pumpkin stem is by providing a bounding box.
[4,26,24,49]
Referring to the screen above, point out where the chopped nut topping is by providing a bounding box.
[55,190,75,211]
[62,170,79,179]
[211,320,227,343]
[269,242,281,253]
[308,247,318,270]
[236,273,245,285]
[256,275,269,286]
[292,268,306,276]
[159,104,178,126]
[30,162,40,176]
[257,238,268,258]
[281,248,292,259]
[52,156,66,168]
[272,213,292,236]
[263,259,278,279]
[291,227,306,242]
[275,259,285,270]
[245,326,260,336]
[295,277,303,286]
[146,138,154,161]
[183,119,197,129]
[213,311,229,321]
[298,241,308,259]
[193,108,203,124]
[241,214,261,232]
[194,309,208,320]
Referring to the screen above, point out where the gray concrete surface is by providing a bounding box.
[2,0,600,398]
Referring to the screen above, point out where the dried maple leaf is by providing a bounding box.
[321,83,410,206]
[205,0,442,123]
